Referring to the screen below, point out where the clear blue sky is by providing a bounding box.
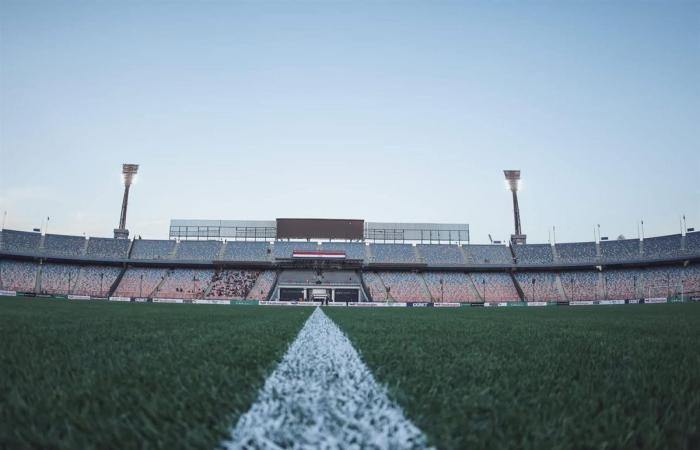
[1,0,698,243]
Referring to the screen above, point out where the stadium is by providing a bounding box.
[2,1,699,449]
[2,182,700,305]
[1,165,699,448]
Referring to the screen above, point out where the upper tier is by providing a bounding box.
[1,229,698,268]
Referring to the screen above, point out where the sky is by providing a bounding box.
[0,0,698,244]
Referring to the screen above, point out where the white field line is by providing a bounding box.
[222,307,431,449]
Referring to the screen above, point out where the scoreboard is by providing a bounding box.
[276,218,364,240]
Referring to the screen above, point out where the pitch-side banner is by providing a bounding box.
[0,290,17,297]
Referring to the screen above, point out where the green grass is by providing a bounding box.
[0,297,311,450]
[326,304,700,450]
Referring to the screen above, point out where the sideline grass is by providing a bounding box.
[326,304,700,449]
[0,297,311,450]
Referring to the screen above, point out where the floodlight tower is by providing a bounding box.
[504,170,526,245]
[114,164,139,239]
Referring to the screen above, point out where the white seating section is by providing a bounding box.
[471,273,521,302]
[379,272,429,301]
[73,266,122,296]
[38,263,81,294]
[155,269,214,299]
[114,268,168,298]
[0,260,37,292]
[515,272,560,302]
[560,271,599,301]
[247,270,277,301]
[423,272,478,302]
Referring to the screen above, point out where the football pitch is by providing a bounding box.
[1,297,699,449]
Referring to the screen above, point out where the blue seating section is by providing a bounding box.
[86,238,130,259]
[416,244,465,265]
[556,242,597,263]
[42,234,86,257]
[223,241,271,261]
[465,245,513,264]
[1,229,41,253]
[130,239,176,260]
[370,244,418,264]
[513,244,554,265]
[319,242,368,261]
[642,234,682,259]
[176,240,222,260]
[601,239,640,262]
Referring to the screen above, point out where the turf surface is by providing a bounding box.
[326,304,700,450]
[0,297,311,450]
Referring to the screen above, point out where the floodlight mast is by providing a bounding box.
[504,170,526,244]
[114,164,139,239]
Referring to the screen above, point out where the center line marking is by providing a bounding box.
[222,307,432,449]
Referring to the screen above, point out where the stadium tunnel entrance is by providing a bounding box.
[271,270,369,302]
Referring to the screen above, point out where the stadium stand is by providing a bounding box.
[464,244,513,265]
[556,242,598,264]
[86,237,130,258]
[0,260,37,292]
[38,263,81,294]
[247,270,277,300]
[272,241,319,259]
[423,272,480,302]
[1,229,41,253]
[114,268,168,297]
[362,272,388,301]
[642,234,682,259]
[130,239,176,260]
[560,270,600,301]
[378,272,430,301]
[155,269,214,299]
[686,232,700,254]
[513,244,554,265]
[471,272,521,302]
[223,241,271,262]
[42,234,86,257]
[416,244,466,265]
[602,269,640,300]
[515,272,560,302]
[319,242,367,261]
[207,270,259,299]
[601,238,640,262]
[73,265,122,296]
[175,240,222,261]
[370,244,418,264]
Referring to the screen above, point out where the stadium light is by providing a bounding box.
[114,164,139,239]
[504,170,526,244]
